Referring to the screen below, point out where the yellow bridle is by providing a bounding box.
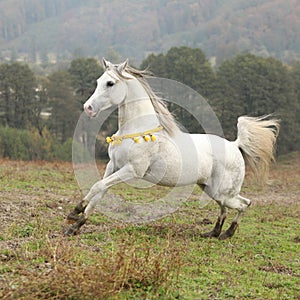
[105,126,163,146]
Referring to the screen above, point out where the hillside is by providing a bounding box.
[0,0,300,64]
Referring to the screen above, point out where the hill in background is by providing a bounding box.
[0,0,299,65]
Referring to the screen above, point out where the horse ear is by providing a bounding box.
[102,58,110,69]
[117,59,128,73]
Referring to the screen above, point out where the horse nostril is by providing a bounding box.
[84,103,96,116]
[84,103,93,112]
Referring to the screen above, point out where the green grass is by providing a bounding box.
[0,154,299,299]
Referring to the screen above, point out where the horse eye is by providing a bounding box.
[106,81,114,87]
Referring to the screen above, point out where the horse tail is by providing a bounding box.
[235,115,280,183]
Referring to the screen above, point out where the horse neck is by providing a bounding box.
[118,79,159,133]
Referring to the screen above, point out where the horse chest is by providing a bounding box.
[109,141,157,171]
[109,144,130,169]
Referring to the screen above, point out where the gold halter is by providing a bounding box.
[105,126,163,146]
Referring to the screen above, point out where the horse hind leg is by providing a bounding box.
[201,204,227,238]
[218,195,251,240]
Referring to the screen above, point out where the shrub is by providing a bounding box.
[0,126,73,161]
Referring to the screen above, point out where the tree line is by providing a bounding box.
[0,46,299,160]
[144,48,300,154]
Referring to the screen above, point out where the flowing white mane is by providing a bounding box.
[109,65,180,136]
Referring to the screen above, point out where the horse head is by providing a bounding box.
[83,59,129,117]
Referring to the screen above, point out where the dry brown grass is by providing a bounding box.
[1,234,183,299]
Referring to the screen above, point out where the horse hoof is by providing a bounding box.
[218,222,238,240]
[218,232,230,240]
[67,212,81,224]
[64,226,80,236]
[200,231,220,238]
[66,216,80,224]
[67,219,76,225]
[64,215,87,236]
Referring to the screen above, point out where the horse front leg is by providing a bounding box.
[65,184,107,236]
[65,164,136,236]
[66,161,114,225]
[66,200,87,223]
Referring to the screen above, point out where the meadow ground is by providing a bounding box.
[0,152,299,299]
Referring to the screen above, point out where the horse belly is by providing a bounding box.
[144,134,212,186]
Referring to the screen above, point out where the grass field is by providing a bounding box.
[0,153,299,299]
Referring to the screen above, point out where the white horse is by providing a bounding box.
[66,59,280,239]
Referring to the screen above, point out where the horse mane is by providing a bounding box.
[111,65,180,136]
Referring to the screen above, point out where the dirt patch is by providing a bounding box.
[259,264,300,277]
[244,190,299,206]
[243,152,300,206]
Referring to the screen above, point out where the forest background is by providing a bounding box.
[0,49,299,161]
[0,0,299,161]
